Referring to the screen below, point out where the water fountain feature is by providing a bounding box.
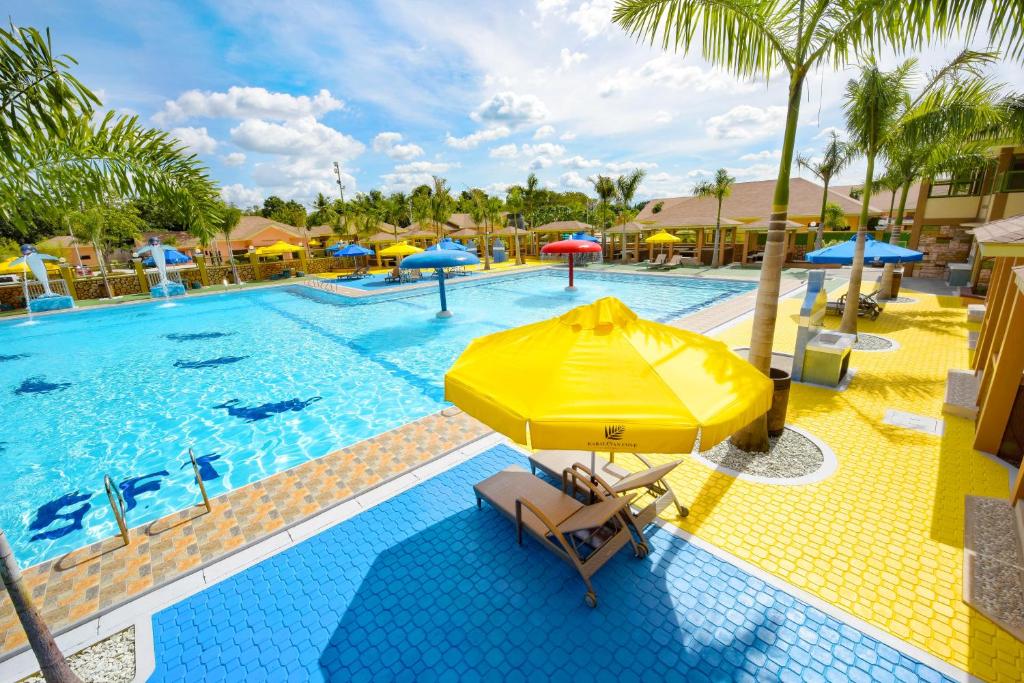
[12,244,75,315]
[136,236,186,302]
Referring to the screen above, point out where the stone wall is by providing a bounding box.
[915,224,973,279]
[73,274,143,300]
[0,284,27,309]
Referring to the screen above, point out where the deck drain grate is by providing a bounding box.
[883,409,944,435]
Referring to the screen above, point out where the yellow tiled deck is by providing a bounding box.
[655,287,1022,682]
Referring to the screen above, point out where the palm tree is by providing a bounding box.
[468,189,489,267]
[797,132,855,249]
[822,202,848,231]
[612,0,958,451]
[589,174,616,257]
[614,169,646,262]
[429,175,454,241]
[505,185,526,265]
[484,195,504,271]
[69,206,114,298]
[219,204,242,284]
[692,168,735,267]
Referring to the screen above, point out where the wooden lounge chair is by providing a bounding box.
[337,266,369,281]
[401,268,422,283]
[474,465,648,608]
[384,266,401,283]
[644,254,667,269]
[528,451,688,527]
[826,287,884,320]
[268,268,292,281]
[651,255,683,270]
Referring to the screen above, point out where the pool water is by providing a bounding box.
[0,270,753,567]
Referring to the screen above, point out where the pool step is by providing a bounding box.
[943,369,980,420]
[967,303,986,324]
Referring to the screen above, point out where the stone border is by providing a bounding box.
[853,333,900,352]
[689,424,838,486]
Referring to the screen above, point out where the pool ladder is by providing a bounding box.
[103,448,213,546]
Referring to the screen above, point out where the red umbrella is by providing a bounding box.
[541,239,602,291]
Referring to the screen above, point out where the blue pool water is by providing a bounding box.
[0,270,753,567]
[150,445,952,682]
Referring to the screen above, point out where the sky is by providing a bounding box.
[9,0,1024,207]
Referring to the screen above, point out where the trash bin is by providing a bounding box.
[947,263,971,287]
[891,268,903,297]
[802,332,854,387]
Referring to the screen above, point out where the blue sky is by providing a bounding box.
[9,1,1024,207]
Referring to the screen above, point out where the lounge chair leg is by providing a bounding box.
[676,503,689,518]
[476,496,482,509]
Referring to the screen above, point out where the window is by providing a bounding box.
[929,171,983,197]
[1000,154,1024,192]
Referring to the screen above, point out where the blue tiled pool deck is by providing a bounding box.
[150,445,953,682]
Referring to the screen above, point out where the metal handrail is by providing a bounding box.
[104,474,130,545]
[188,448,212,512]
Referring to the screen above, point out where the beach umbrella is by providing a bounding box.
[805,234,923,265]
[446,297,773,464]
[378,242,423,258]
[426,238,469,252]
[335,243,374,257]
[255,240,302,256]
[0,256,60,275]
[399,250,480,318]
[644,229,682,258]
[143,247,191,266]
[541,239,602,292]
[571,231,600,243]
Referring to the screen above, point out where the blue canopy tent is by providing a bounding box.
[571,231,600,243]
[143,248,191,266]
[335,243,374,258]
[805,235,924,265]
[399,250,480,318]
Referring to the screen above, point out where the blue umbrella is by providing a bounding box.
[805,235,923,265]
[399,250,480,318]
[426,237,469,252]
[571,231,600,243]
[325,242,345,253]
[143,248,191,266]
[335,243,374,257]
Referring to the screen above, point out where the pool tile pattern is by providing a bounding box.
[149,445,953,682]
[0,410,489,656]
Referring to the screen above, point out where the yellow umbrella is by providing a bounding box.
[378,242,424,257]
[445,297,772,453]
[255,240,303,256]
[0,256,61,275]
[644,230,682,258]
[309,239,321,247]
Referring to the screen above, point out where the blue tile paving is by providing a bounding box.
[149,445,953,682]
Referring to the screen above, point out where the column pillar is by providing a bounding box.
[132,258,150,293]
[195,251,210,286]
[974,283,1024,454]
[58,264,77,300]
[975,257,1016,372]
[249,251,261,280]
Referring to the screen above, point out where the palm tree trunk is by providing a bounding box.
[483,223,491,270]
[1,529,82,683]
[815,181,830,249]
[711,200,723,268]
[879,181,911,298]
[840,152,875,335]
[731,73,805,453]
[94,239,113,299]
[224,233,240,284]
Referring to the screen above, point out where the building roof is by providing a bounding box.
[233,215,304,240]
[638,178,870,228]
[968,213,1024,256]
[603,221,648,234]
[740,217,805,230]
[532,220,594,233]
[831,183,922,214]
[38,235,86,249]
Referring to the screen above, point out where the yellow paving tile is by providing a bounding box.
[649,287,1022,680]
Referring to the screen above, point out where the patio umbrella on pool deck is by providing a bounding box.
[804,234,923,265]
[399,249,480,318]
[445,297,773,471]
[644,230,682,259]
[335,243,374,269]
[378,241,423,264]
[541,239,602,292]
[571,231,600,243]
[143,248,191,266]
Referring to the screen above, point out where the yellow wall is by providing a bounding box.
[923,196,981,221]
[1003,193,1024,218]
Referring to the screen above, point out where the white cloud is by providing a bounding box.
[222,152,247,166]
[155,86,343,124]
[393,160,455,174]
[471,91,549,126]
[380,161,459,192]
[639,172,688,199]
[521,142,565,158]
[560,171,589,189]
[559,132,577,141]
[813,126,846,140]
[536,0,570,14]
[706,105,786,140]
[220,183,264,207]
[739,149,782,162]
[725,162,780,182]
[529,156,554,170]
[445,125,512,149]
[561,155,601,169]
[533,124,556,139]
[568,0,615,39]
[251,157,357,203]
[653,111,673,124]
[489,144,519,159]
[169,126,217,154]
[606,161,658,173]
[230,116,364,158]
[372,131,424,160]
[559,48,587,70]
[600,56,756,98]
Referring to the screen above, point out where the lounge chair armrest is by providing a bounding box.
[557,495,635,534]
[611,460,684,495]
[515,496,577,557]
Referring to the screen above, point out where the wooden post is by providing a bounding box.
[741,231,750,265]
[974,283,1024,455]
[195,252,210,286]
[975,258,1019,373]
[58,264,77,300]
[132,258,149,293]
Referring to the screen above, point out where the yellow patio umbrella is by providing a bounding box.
[445,297,772,454]
[644,230,682,258]
[0,256,60,275]
[309,239,321,247]
[378,242,423,257]
[255,240,303,256]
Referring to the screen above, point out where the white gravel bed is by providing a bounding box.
[699,428,825,479]
[20,627,134,683]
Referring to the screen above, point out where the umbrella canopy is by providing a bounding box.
[255,240,302,256]
[426,237,469,252]
[446,297,773,453]
[143,247,191,266]
[571,231,600,243]
[309,239,321,246]
[0,256,61,275]
[541,239,602,291]
[805,234,924,264]
[644,230,682,244]
[378,242,424,257]
[335,243,374,257]
[399,250,480,318]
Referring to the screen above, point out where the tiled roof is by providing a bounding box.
[969,214,1024,245]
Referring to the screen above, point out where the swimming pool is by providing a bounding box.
[0,269,754,567]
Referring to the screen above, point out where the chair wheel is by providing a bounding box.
[635,543,649,559]
[584,591,598,608]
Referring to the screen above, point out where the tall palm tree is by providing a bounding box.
[614,169,646,262]
[219,205,242,284]
[429,175,454,241]
[505,185,526,265]
[612,0,960,451]
[484,195,504,271]
[523,173,540,230]
[692,168,736,267]
[797,132,855,249]
[468,189,489,267]
[69,206,114,298]
[589,174,617,257]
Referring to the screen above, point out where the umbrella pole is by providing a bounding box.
[436,268,452,318]
[566,256,576,292]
